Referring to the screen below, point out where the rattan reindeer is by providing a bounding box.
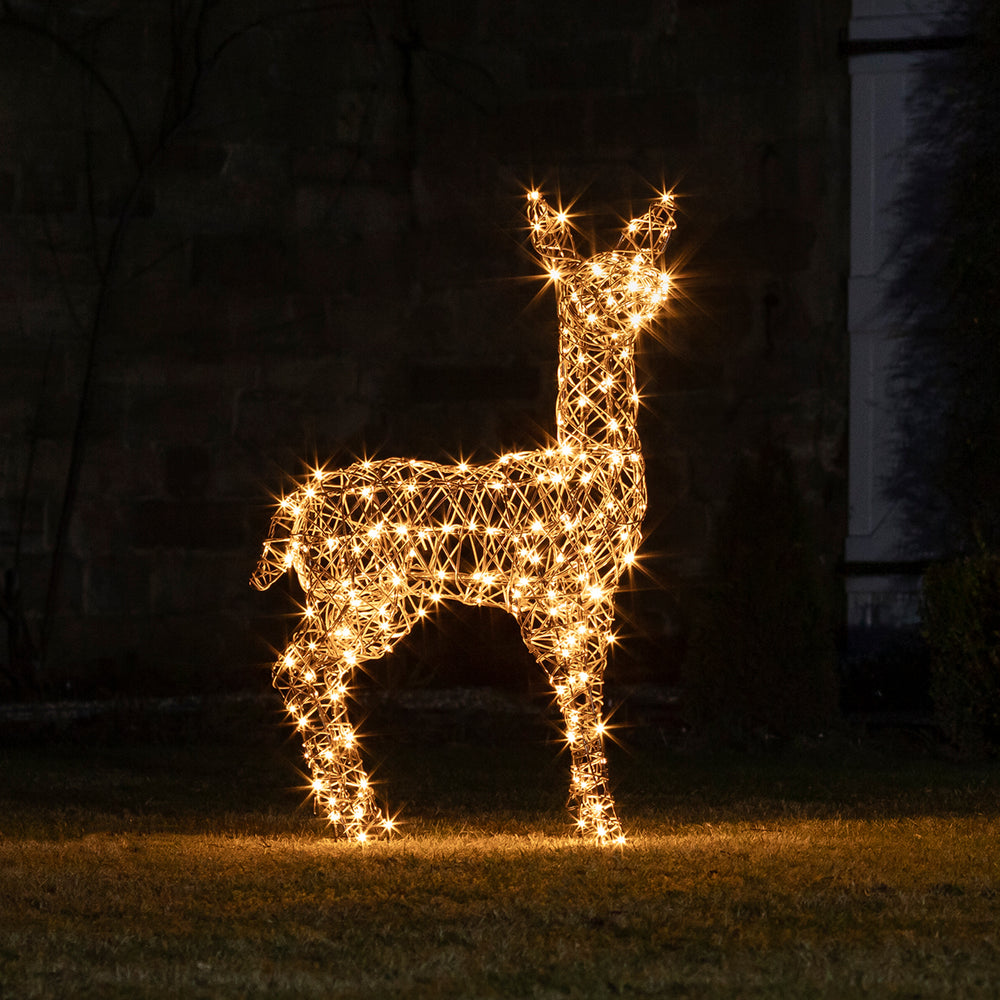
[252,190,677,843]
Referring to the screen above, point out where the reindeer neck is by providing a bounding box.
[554,308,641,458]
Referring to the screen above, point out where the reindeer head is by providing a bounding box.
[527,190,676,339]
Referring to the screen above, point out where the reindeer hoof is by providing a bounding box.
[575,800,626,845]
[319,797,396,843]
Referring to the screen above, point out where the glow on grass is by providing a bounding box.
[252,190,677,844]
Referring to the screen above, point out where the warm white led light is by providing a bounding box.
[252,190,677,844]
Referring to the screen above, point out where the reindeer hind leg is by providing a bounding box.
[275,622,390,841]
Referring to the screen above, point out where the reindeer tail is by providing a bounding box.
[251,504,296,591]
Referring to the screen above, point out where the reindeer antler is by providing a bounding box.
[618,192,677,257]
[527,190,578,268]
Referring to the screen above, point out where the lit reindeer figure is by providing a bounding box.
[252,190,676,843]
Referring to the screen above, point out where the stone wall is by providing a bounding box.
[0,0,850,695]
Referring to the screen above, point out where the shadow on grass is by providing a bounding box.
[1,692,997,841]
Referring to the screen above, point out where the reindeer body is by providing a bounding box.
[253,191,676,843]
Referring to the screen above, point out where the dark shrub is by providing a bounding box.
[922,550,1000,754]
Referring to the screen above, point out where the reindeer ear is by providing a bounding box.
[619,193,677,257]
[526,190,578,266]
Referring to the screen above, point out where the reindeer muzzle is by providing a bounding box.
[251,542,288,591]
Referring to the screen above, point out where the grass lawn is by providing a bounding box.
[1,696,998,998]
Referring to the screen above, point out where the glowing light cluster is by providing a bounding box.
[252,190,677,844]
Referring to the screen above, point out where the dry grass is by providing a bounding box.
[1,711,998,998]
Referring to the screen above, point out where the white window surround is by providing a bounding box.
[845,0,957,634]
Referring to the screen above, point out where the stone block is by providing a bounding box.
[213,453,272,503]
[132,500,248,550]
[494,407,551,452]
[163,445,213,499]
[259,354,358,397]
[231,389,294,448]
[645,449,690,502]
[70,496,128,558]
[291,147,360,183]
[527,39,632,92]
[411,222,515,288]
[412,150,499,225]
[83,384,132,441]
[493,97,589,156]
[0,170,14,213]
[656,358,724,393]
[224,292,329,355]
[295,232,409,301]
[327,183,412,239]
[128,385,225,445]
[18,551,84,616]
[84,556,150,616]
[77,441,158,497]
[41,612,156,697]
[191,233,290,290]
[92,181,155,219]
[592,92,699,150]
[408,363,539,403]
[0,432,24,493]
[18,441,69,495]
[490,0,653,37]
[0,375,33,434]
[20,167,78,215]
[402,301,454,352]
[112,285,233,363]
[701,212,818,277]
[149,551,250,615]
[232,387,369,453]
[650,498,710,556]
[0,498,46,554]
[158,138,229,175]
[294,183,339,231]
[33,392,80,440]
[410,0,480,46]
[294,234,357,296]
[139,611,268,692]
[29,248,96,286]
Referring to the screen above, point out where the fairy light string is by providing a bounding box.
[253,190,677,844]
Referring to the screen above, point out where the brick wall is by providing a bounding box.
[0,0,850,695]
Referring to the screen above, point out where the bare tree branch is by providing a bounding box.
[0,2,144,169]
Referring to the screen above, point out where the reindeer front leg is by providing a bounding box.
[276,618,390,841]
[522,606,624,844]
[556,669,622,844]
